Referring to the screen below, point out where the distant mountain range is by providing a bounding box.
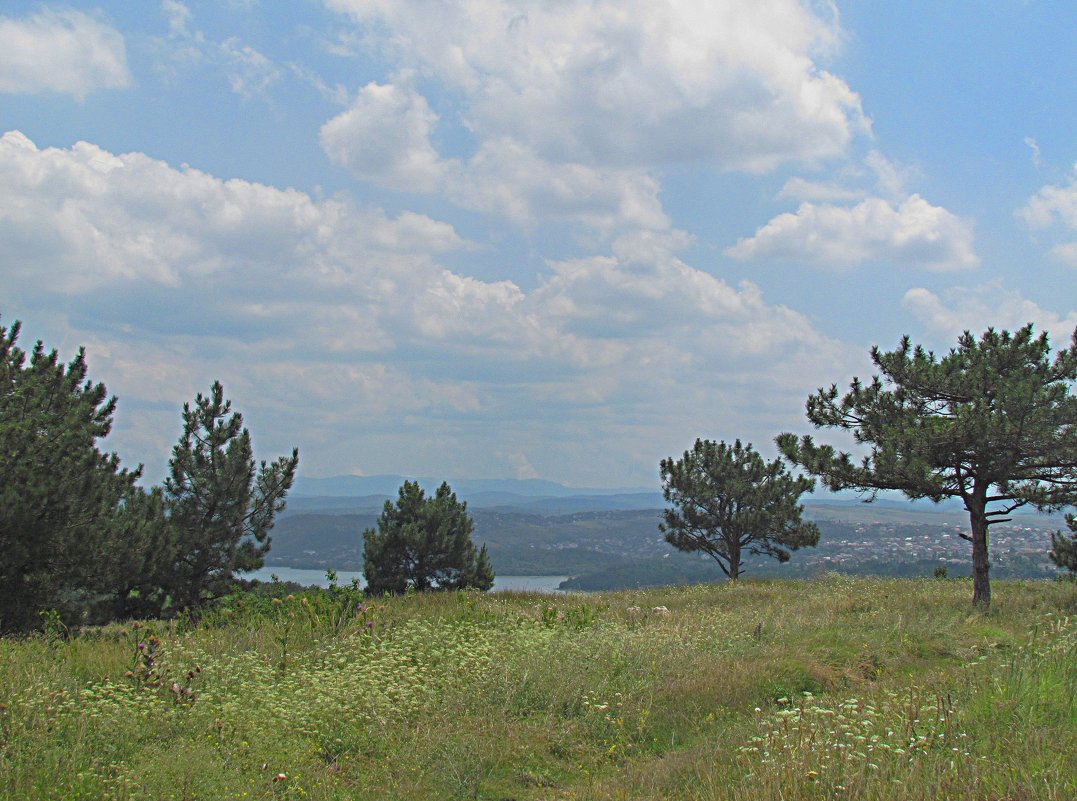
[291,474,970,518]
[292,474,656,498]
[289,474,665,515]
[287,475,1062,522]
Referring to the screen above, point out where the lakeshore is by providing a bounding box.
[245,566,569,593]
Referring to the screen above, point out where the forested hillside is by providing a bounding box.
[266,506,1064,588]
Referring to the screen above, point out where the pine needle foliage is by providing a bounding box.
[363,480,495,593]
[660,439,820,581]
[778,324,1077,607]
[164,381,298,610]
[1050,514,1077,573]
[0,317,140,631]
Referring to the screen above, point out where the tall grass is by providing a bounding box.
[1,576,1074,800]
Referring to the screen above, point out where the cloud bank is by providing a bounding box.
[317,0,870,237]
[903,282,1077,347]
[0,130,852,484]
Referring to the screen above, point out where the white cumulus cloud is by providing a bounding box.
[318,0,871,236]
[902,282,1077,347]
[324,0,867,172]
[1018,165,1077,266]
[0,129,473,344]
[0,9,130,98]
[0,130,856,484]
[1019,166,1077,229]
[320,80,450,192]
[448,139,669,231]
[322,81,669,231]
[726,194,978,270]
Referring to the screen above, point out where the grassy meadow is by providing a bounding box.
[1,575,1075,800]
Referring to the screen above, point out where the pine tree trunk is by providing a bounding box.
[968,494,991,609]
[728,543,742,582]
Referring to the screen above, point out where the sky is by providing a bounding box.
[2,1,1076,489]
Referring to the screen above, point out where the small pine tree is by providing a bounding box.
[659,438,819,581]
[363,481,495,593]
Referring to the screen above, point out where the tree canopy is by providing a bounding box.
[363,481,494,594]
[659,438,819,581]
[0,317,141,631]
[164,381,298,610]
[1050,514,1077,573]
[0,316,298,631]
[777,324,1077,607]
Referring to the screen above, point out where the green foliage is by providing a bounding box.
[363,480,495,593]
[1050,513,1077,572]
[778,324,1077,607]
[0,317,143,632]
[0,316,297,631]
[164,381,299,610]
[660,438,820,580]
[103,485,176,620]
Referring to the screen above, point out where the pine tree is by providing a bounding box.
[778,325,1077,607]
[363,481,494,593]
[164,381,298,609]
[1050,514,1077,573]
[0,317,140,631]
[106,485,176,620]
[659,438,819,581]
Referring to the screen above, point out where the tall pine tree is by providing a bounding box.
[164,381,298,609]
[0,317,140,631]
[778,325,1077,607]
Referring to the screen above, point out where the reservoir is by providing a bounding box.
[243,566,569,593]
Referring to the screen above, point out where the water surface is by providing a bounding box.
[243,566,568,593]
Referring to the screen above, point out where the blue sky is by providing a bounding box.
[2,1,1075,488]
